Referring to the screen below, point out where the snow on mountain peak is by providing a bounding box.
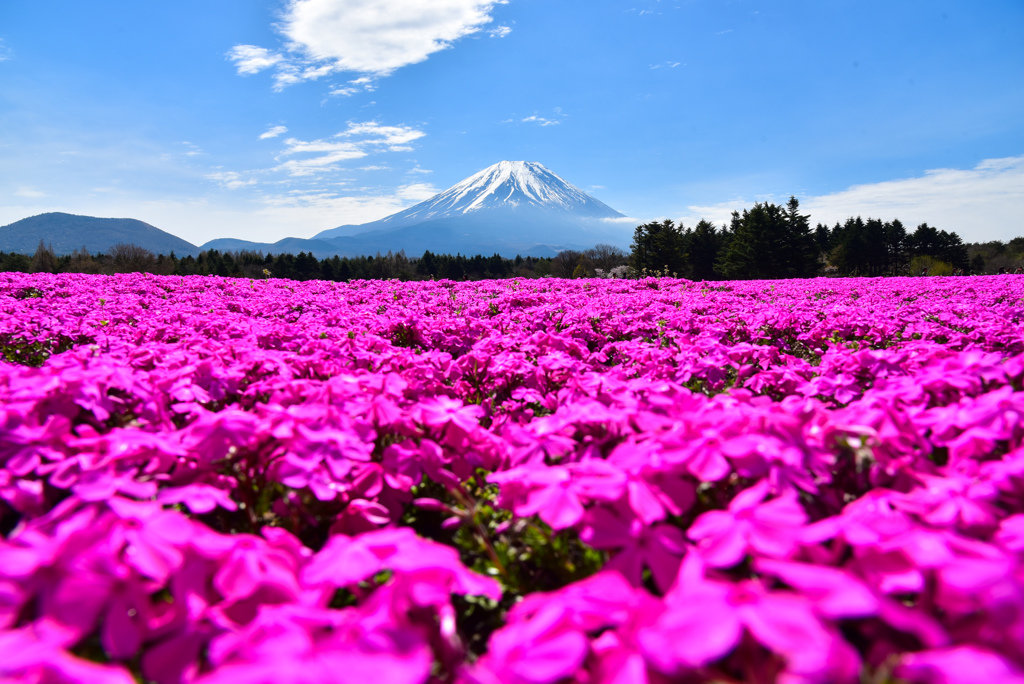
[377,161,623,227]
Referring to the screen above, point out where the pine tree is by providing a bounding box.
[716,202,789,279]
[629,220,687,275]
[688,219,722,280]
[782,196,819,277]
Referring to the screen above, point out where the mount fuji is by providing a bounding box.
[202,161,633,257]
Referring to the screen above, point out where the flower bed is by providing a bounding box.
[2,272,1024,684]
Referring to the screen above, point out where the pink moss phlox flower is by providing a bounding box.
[489,460,626,530]
[580,503,686,592]
[830,405,929,475]
[180,409,262,465]
[157,483,238,514]
[472,572,652,684]
[414,396,485,446]
[996,514,1024,552]
[0,627,136,684]
[639,555,860,682]
[890,471,1002,533]
[301,528,501,602]
[510,570,649,634]
[473,602,589,684]
[195,602,434,684]
[107,498,192,584]
[688,479,807,567]
[1,503,117,646]
[896,646,1024,684]
[72,468,158,502]
[607,439,695,524]
[918,385,1024,461]
[0,411,71,477]
[207,534,306,627]
[801,489,914,549]
[754,558,879,619]
[329,498,393,535]
[657,424,733,482]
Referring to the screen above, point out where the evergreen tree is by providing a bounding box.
[629,220,687,275]
[970,252,986,275]
[782,196,819,277]
[716,202,791,279]
[813,223,832,256]
[883,219,908,275]
[688,219,722,280]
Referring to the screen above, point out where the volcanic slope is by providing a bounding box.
[313,161,632,257]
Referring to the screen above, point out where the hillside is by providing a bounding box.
[0,212,200,256]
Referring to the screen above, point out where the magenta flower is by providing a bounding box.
[157,483,238,514]
[414,396,485,445]
[639,556,860,682]
[476,603,589,684]
[896,646,1024,684]
[996,514,1024,552]
[0,627,136,684]
[688,479,806,567]
[607,439,695,524]
[107,498,191,584]
[301,528,500,602]
[754,558,879,619]
[579,504,686,592]
[490,460,625,530]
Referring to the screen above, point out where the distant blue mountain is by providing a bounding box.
[0,212,200,256]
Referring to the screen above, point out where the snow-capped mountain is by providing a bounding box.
[315,161,625,243]
[204,162,633,258]
[377,161,622,229]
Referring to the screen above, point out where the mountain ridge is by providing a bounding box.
[0,212,200,256]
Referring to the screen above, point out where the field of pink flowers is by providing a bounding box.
[3,272,1024,684]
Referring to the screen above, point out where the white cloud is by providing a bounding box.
[283,0,504,73]
[0,39,11,62]
[801,155,1024,242]
[522,115,559,127]
[178,142,204,157]
[679,155,1024,242]
[15,186,45,198]
[395,183,439,201]
[206,171,257,190]
[259,125,288,140]
[227,45,284,75]
[340,121,426,146]
[650,61,681,70]
[230,0,508,90]
[489,25,512,38]
[274,121,426,176]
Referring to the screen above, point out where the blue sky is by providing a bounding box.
[1,0,1022,247]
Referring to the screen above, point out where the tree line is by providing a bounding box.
[2,241,630,281]
[627,197,982,279]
